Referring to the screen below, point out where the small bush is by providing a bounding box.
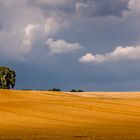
[48,88,61,91]
[70,89,84,92]
[77,90,84,92]
[70,89,77,92]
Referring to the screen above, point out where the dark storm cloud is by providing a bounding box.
[31,0,130,17]
[76,0,130,17]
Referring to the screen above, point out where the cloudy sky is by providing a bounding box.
[1,0,140,91]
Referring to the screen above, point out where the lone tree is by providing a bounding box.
[0,66,16,89]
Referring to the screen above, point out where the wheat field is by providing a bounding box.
[0,90,140,140]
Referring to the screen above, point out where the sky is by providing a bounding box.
[1,0,140,91]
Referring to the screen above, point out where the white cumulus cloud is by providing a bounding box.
[46,38,83,54]
[79,45,140,63]
[129,0,140,12]
[23,24,39,46]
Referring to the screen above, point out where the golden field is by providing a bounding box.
[0,90,140,140]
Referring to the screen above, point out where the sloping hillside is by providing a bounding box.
[69,91,140,98]
[0,90,140,140]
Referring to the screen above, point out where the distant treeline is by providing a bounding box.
[22,88,84,92]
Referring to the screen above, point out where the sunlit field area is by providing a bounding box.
[0,90,140,140]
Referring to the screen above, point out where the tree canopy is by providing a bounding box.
[0,66,16,89]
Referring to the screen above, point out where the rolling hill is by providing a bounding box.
[0,90,140,140]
